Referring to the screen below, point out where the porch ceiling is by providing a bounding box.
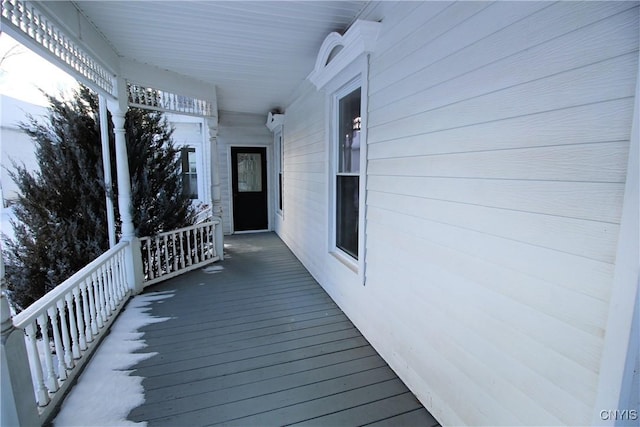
[72,1,372,115]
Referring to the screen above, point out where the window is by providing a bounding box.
[276,130,284,214]
[181,147,198,199]
[335,86,361,259]
[308,19,380,279]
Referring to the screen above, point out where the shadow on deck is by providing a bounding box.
[129,232,439,426]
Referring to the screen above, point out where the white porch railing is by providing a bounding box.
[10,241,130,420]
[140,219,222,286]
[195,205,213,224]
[1,220,223,424]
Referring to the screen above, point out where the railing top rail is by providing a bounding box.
[13,241,129,327]
[139,219,220,241]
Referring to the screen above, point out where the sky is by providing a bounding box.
[0,33,77,106]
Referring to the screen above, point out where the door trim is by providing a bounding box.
[227,144,272,233]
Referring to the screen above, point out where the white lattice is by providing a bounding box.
[1,0,115,95]
[127,82,214,117]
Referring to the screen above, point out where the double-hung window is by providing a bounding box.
[307,19,380,280]
[335,84,361,259]
[181,147,198,199]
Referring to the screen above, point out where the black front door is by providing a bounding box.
[231,147,268,231]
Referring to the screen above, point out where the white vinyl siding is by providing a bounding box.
[279,2,639,426]
[278,81,328,275]
[366,2,638,425]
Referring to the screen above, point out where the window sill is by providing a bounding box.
[330,250,358,273]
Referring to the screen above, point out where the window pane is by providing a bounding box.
[181,148,198,199]
[237,153,262,192]
[336,175,359,259]
[188,175,198,199]
[188,151,197,173]
[338,88,361,174]
[279,173,283,211]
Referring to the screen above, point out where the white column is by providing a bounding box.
[108,100,143,294]
[109,108,135,241]
[206,119,223,219]
[206,118,224,260]
[1,246,39,426]
[99,95,117,248]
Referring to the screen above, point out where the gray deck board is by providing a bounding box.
[128,232,440,427]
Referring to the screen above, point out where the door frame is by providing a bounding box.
[227,144,272,233]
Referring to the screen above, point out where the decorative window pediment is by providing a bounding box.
[308,20,381,91]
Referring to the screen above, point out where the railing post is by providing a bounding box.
[215,219,224,261]
[129,237,144,292]
[1,247,39,427]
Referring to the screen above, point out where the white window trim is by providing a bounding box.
[308,20,380,285]
[266,112,285,220]
[328,75,368,279]
[275,129,284,218]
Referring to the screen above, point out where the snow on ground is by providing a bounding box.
[202,265,224,274]
[53,291,175,427]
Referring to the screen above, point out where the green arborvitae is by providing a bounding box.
[3,85,195,311]
[125,107,195,238]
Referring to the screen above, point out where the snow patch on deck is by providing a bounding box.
[202,265,224,274]
[53,291,174,426]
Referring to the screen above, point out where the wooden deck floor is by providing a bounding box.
[128,232,439,426]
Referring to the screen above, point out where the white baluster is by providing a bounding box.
[56,299,73,369]
[121,249,128,294]
[87,273,101,331]
[172,233,179,272]
[47,306,66,381]
[154,236,161,276]
[43,21,52,53]
[186,228,193,266]
[17,0,26,32]
[33,12,43,45]
[72,288,87,351]
[96,269,107,324]
[200,226,206,262]
[207,225,215,258]
[24,322,50,406]
[193,228,200,264]
[3,0,14,21]
[201,225,208,260]
[179,230,186,269]
[163,235,170,274]
[36,314,58,393]
[111,257,121,302]
[64,293,80,359]
[80,280,93,343]
[103,264,114,312]
[113,251,122,296]
[145,238,154,280]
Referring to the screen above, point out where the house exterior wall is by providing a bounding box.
[217,111,273,234]
[0,96,45,205]
[276,2,639,425]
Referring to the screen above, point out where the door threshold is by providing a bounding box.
[233,229,270,234]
